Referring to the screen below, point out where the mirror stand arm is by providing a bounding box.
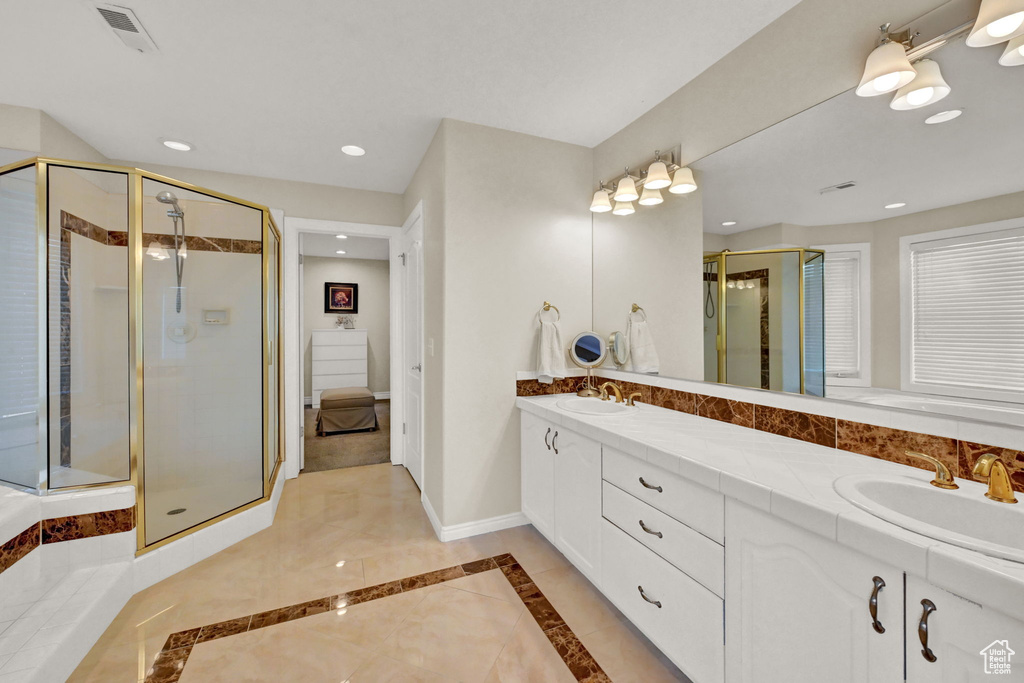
[578,367,601,397]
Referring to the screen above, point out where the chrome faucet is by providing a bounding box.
[972,454,1018,504]
[598,382,624,403]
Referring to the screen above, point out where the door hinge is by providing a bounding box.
[298,254,303,265]
[300,425,305,437]
[400,253,407,266]
[403,422,407,435]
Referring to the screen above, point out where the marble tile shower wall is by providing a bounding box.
[516,374,1024,494]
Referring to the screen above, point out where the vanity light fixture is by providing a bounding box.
[644,152,672,190]
[335,234,348,239]
[999,34,1024,64]
[967,0,1024,47]
[335,250,347,254]
[885,202,907,209]
[638,185,664,206]
[890,59,950,110]
[856,25,917,97]
[612,201,635,216]
[589,183,613,213]
[924,109,963,124]
[341,145,366,157]
[722,221,737,227]
[669,166,698,194]
[146,242,169,260]
[613,169,639,203]
[161,139,192,152]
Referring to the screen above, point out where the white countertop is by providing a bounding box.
[517,394,1024,616]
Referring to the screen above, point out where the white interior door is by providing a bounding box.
[297,236,305,472]
[403,227,424,490]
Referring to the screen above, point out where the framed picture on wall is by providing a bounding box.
[324,283,359,313]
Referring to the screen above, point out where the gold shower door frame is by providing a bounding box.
[0,157,284,555]
[703,248,824,394]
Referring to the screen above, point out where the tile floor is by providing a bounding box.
[69,464,688,682]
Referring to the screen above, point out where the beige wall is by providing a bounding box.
[302,256,391,397]
[713,189,1024,388]
[0,104,107,163]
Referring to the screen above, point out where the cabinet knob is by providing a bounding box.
[638,585,662,608]
[869,576,885,634]
[638,477,663,493]
[918,599,938,663]
[544,428,551,450]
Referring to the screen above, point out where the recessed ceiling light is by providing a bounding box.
[341,145,365,157]
[885,202,907,209]
[924,109,963,125]
[336,250,347,254]
[161,139,192,152]
[335,234,348,239]
[722,221,737,227]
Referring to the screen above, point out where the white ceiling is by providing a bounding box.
[301,232,389,260]
[696,38,1024,234]
[0,0,802,194]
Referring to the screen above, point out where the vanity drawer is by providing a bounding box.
[601,520,724,683]
[602,481,723,597]
[602,447,724,542]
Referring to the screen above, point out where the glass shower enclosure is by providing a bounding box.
[703,248,825,396]
[0,157,282,552]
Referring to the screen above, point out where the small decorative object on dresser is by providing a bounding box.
[324,282,359,313]
[336,315,355,329]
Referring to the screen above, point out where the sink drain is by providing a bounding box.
[167,508,187,515]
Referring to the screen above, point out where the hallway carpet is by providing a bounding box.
[302,401,390,472]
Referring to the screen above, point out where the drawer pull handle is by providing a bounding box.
[552,431,559,454]
[638,585,662,608]
[869,576,885,634]
[638,477,662,493]
[638,520,663,538]
[918,599,937,662]
[544,428,551,450]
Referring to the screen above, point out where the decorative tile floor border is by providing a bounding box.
[144,553,611,683]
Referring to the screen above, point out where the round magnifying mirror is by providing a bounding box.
[608,331,629,366]
[569,332,606,397]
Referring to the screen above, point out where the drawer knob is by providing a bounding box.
[638,519,663,538]
[638,477,663,493]
[638,585,662,608]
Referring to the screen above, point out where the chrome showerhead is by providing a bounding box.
[156,190,183,215]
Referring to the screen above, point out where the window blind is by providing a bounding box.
[824,252,861,378]
[910,228,1024,395]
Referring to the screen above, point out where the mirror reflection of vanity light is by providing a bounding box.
[203,309,229,325]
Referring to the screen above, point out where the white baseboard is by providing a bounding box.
[374,391,391,400]
[420,493,528,542]
[304,396,312,406]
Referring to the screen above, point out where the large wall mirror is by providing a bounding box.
[593,30,1024,423]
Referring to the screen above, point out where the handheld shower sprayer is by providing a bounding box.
[156,190,187,312]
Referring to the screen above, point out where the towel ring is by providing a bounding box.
[542,301,561,322]
[630,303,647,322]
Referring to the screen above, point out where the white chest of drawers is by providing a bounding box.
[311,329,368,408]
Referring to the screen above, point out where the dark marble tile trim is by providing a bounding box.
[0,524,41,574]
[517,376,587,396]
[41,506,136,544]
[62,211,261,254]
[143,554,608,683]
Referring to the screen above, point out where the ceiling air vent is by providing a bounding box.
[93,3,158,53]
[818,181,857,195]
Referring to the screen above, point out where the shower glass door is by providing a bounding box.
[141,178,265,545]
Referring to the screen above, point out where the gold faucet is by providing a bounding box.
[905,451,959,490]
[971,454,1018,504]
[627,392,642,407]
[598,382,624,403]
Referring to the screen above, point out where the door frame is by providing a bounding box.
[282,216,403,480]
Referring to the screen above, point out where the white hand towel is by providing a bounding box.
[626,315,660,374]
[537,318,567,385]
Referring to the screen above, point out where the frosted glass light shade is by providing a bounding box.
[999,35,1024,65]
[644,161,672,190]
[668,167,697,194]
[638,186,664,206]
[856,41,916,96]
[612,201,635,216]
[967,0,1024,47]
[890,60,950,110]
[613,176,639,202]
[590,189,612,212]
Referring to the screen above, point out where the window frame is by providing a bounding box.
[900,218,1024,403]
[812,242,871,388]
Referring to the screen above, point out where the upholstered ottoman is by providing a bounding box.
[316,387,378,434]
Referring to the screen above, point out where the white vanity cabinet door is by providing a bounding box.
[905,575,1024,682]
[552,429,602,586]
[520,412,556,542]
[725,501,903,683]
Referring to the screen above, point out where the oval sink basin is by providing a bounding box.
[556,397,638,417]
[835,474,1024,563]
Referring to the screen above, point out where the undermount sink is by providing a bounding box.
[835,474,1024,563]
[556,397,638,417]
